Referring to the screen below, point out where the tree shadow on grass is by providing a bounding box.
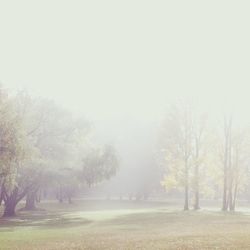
[0,210,92,230]
[99,209,250,231]
[100,210,184,227]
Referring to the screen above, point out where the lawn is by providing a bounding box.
[0,200,250,249]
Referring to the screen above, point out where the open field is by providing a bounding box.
[1,200,250,249]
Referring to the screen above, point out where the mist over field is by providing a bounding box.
[0,1,250,249]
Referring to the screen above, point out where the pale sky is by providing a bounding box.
[0,0,250,124]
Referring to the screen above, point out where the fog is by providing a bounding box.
[1,1,250,249]
[2,0,250,195]
[2,0,250,119]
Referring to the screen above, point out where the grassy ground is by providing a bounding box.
[1,200,250,249]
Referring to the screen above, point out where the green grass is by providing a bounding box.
[1,200,250,249]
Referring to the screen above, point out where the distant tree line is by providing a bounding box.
[0,87,119,217]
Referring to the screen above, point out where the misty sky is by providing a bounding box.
[0,1,250,123]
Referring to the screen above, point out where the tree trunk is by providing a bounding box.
[222,117,231,211]
[222,138,228,211]
[67,195,72,204]
[222,177,228,211]
[24,190,37,210]
[231,182,238,212]
[0,184,4,206]
[58,185,63,203]
[194,177,200,210]
[194,137,200,210]
[228,179,234,211]
[184,157,189,210]
[3,200,17,217]
[36,189,41,203]
[2,187,19,217]
[2,184,34,217]
[183,109,190,211]
[228,124,233,212]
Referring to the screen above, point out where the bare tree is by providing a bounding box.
[222,116,232,211]
[193,114,206,210]
[160,103,193,210]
